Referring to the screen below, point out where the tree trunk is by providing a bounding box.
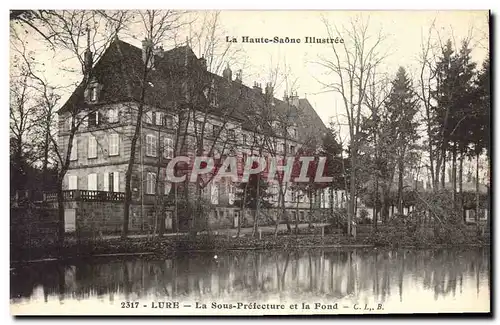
[475,151,480,227]
[308,191,313,228]
[451,142,457,208]
[122,57,150,239]
[173,184,178,233]
[441,148,446,190]
[56,179,65,248]
[295,195,300,236]
[374,175,379,229]
[381,185,389,223]
[253,175,261,237]
[238,183,249,238]
[397,156,404,215]
[425,104,436,190]
[348,150,356,237]
[123,120,142,239]
[42,123,50,190]
[459,148,464,222]
[273,190,282,238]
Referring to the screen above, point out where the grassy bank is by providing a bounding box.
[10,229,490,263]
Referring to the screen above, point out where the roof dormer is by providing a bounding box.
[84,76,102,104]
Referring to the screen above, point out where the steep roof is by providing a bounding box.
[59,39,327,143]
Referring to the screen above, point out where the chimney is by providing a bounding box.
[142,38,154,68]
[253,82,262,93]
[223,63,232,82]
[235,69,242,83]
[290,91,299,107]
[199,55,207,70]
[153,45,164,58]
[283,91,288,102]
[83,25,93,82]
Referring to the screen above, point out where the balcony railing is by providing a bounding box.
[43,190,125,202]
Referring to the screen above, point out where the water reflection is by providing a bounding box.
[10,248,490,311]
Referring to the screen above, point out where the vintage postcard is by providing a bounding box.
[9,10,491,316]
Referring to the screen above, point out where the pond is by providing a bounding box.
[10,247,490,315]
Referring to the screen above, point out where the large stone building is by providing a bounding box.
[56,37,343,233]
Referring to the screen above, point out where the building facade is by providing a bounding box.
[56,38,344,233]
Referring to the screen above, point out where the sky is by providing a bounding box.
[14,10,489,124]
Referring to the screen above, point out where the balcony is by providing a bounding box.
[43,190,125,202]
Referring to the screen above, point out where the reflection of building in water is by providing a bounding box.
[10,248,490,305]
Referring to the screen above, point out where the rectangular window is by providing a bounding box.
[228,129,236,141]
[66,117,72,131]
[90,88,98,102]
[290,145,295,155]
[211,183,219,205]
[108,108,119,123]
[87,173,97,191]
[145,111,153,124]
[242,134,247,145]
[109,134,119,156]
[103,172,119,192]
[88,135,97,159]
[212,125,222,138]
[194,121,203,134]
[146,134,157,157]
[88,111,99,127]
[164,137,174,159]
[68,175,78,190]
[155,112,163,126]
[78,113,88,128]
[163,115,174,128]
[146,172,156,195]
[70,138,78,161]
[280,143,285,153]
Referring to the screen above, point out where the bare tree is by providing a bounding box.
[122,10,185,238]
[10,10,130,245]
[317,15,386,236]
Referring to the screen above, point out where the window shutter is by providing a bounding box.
[70,138,78,161]
[113,172,120,192]
[164,137,173,158]
[109,134,119,156]
[115,134,120,155]
[103,172,109,191]
[88,174,97,191]
[146,134,156,157]
[88,136,97,158]
[68,175,78,190]
[146,135,151,156]
[153,135,157,156]
[146,111,153,124]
